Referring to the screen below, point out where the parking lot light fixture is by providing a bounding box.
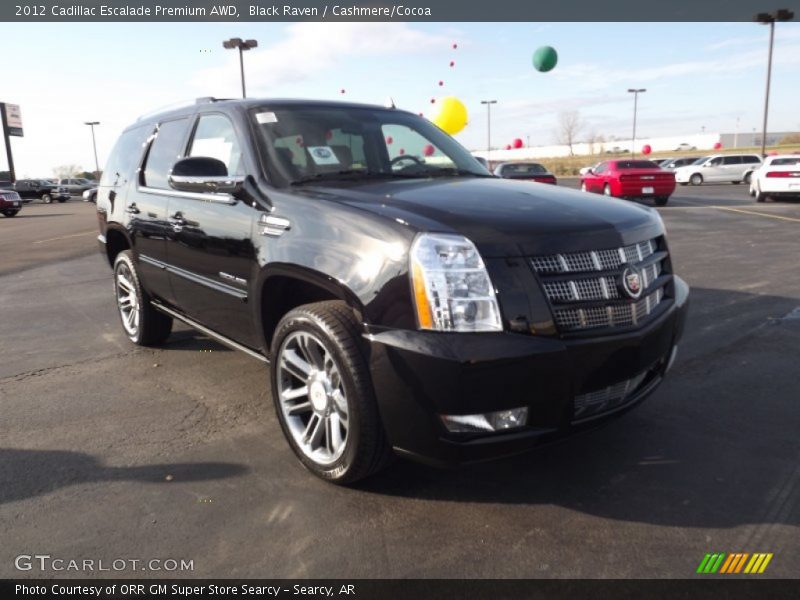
[223,38,258,98]
[84,121,100,180]
[627,89,646,158]
[480,100,497,164]
[754,10,794,158]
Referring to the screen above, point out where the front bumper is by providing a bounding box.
[366,276,689,466]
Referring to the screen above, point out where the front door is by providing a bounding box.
[164,113,259,347]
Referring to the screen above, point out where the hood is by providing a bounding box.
[294,177,664,257]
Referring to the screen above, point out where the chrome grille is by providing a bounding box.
[531,237,668,333]
[573,369,650,421]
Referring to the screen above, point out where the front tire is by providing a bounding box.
[743,172,752,184]
[580,182,587,192]
[270,301,392,484]
[113,250,172,346]
[2,210,19,217]
[41,193,52,204]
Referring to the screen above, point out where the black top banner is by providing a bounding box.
[3,0,800,22]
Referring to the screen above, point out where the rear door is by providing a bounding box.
[703,157,725,181]
[129,117,193,304]
[164,112,259,347]
[721,155,743,182]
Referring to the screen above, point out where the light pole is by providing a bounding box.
[754,9,794,157]
[480,100,497,164]
[223,37,258,98]
[84,121,100,180]
[627,88,646,157]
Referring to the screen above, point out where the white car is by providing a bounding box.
[674,154,762,185]
[579,163,600,176]
[748,155,800,202]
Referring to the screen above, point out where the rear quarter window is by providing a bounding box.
[101,124,153,187]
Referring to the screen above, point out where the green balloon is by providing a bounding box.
[532,46,558,72]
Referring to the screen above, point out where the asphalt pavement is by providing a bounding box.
[1,184,798,578]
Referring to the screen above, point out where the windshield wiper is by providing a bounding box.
[291,170,426,185]
[413,167,494,178]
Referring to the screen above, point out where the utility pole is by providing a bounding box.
[223,38,258,98]
[754,9,794,156]
[627,88,646,158]
[480,100,497,165]
[84,121,100,179]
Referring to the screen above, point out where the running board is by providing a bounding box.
[151,301,269,364]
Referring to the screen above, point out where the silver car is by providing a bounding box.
[674,154,762,185]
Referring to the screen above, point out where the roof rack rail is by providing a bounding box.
[196,97,235,104]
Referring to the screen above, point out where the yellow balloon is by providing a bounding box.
[432,96,468,136]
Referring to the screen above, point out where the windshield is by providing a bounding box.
[250,105,491,186]
[692,157,710,165]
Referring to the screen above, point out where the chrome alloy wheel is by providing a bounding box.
[115,262,140,337]
[277,331,349,465]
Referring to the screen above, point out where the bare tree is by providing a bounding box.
[53,164,83,179]
[555,110,584,156]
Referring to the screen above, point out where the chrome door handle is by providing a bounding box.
[169,212,186,232]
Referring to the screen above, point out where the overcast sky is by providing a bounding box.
[1,21,799,177]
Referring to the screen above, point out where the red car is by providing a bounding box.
[494,162,557,184]
[580,159,675,206]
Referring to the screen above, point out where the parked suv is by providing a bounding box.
[13,179,70,203]
[674,154,762,185]
[0,189,23,217]
[96,98,689,484]
[58,178,96,194]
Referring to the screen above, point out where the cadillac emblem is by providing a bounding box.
[620,266,643,299]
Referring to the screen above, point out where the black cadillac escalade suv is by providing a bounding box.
[96,98,689,483]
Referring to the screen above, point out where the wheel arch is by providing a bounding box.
[255,263,366,355]
[104,225,133,268]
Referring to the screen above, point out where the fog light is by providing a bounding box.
[440,407,528,433]
[666,345,679,372]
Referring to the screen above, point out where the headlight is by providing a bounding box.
[410,233,502,332]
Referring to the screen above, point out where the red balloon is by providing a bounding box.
[513,138,523,149]
[438,80,444,86]
[450,61,455,67]
[423,144,435,157]
[642,144,652,155]
[386,136,393,145]
[399,148,405,155]
[713,142,722,150]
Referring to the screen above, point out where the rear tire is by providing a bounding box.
[690,173,703,186]
[58,198,67,203]
[755,190,769,203]
[113,250,172,346]
[655,196,669,206]
[603,183,612,197]
[270,301,392,484]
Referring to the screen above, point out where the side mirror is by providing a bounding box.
[168,156,244,195]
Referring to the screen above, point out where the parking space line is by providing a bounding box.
[33,230,97,244]
[711,206,800,224]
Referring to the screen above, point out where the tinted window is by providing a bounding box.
[143,118,190,189]
[502,163,547,176]
[708,158,723,166]
[101,124,151,187]
[742,156,761,164]
[594,162,608,174]
[615,160,658,169]
[770,157,800,166]
[188,114,244,175]
[722,156,742,165]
